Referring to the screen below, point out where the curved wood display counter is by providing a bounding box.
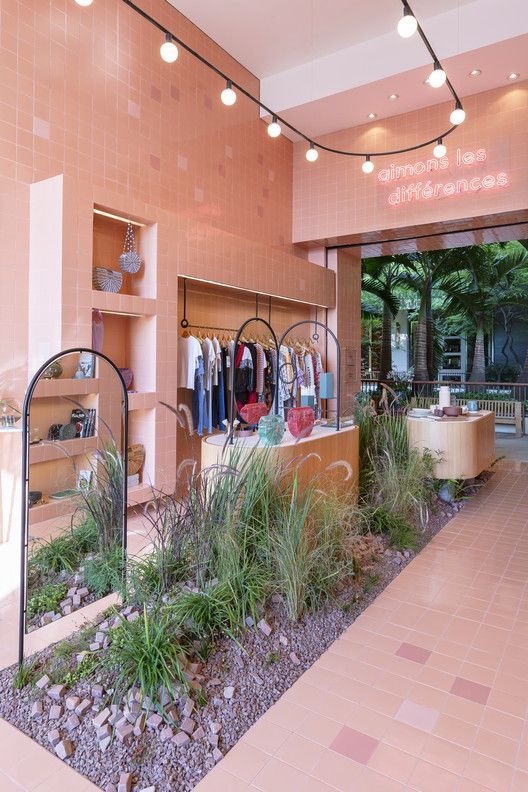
[201,424,359,493]
[407,410,495,480]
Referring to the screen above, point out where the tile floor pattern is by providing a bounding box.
[0,463,527,790]
[195,463,528,792]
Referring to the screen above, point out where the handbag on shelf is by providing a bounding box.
[119,222,142,274]
[93,267,122,293]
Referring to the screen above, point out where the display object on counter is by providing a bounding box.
[239,402,268,426]
[467,400,479,412]
[287,406,315,439]
[28,491,42,508]
[258,413,285,446]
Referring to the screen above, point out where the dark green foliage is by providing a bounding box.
[13,658,38,689]
[83,544,124,598]
[362,506,417,551]
[104,606,189,707]
[27,582,67,619]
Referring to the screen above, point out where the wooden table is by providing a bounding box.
[201,424,359,493]
[407,410,495,480]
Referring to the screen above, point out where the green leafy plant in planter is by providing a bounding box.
[27,582,68,619]
[104,605,190,709]
[83,543,124,598]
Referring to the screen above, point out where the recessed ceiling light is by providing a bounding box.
[388,93,399,101]
[469,68,481,77]
[507,72,520,80]
[367,112,377,119]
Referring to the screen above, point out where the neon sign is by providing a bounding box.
[378,147,510,205]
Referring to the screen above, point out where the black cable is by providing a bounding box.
[119,0,464,160]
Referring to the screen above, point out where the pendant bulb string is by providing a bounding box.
[114,0,464,160]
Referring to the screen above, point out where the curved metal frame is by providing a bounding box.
[276,320,341,432]
[120,0,463,160]
[228,317,280,445]
[18,348,129,666]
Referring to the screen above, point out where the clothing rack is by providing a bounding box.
[183,324,240,334]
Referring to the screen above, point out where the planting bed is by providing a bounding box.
[0,494,468,792]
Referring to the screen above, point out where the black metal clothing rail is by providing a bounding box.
[18,348,129,667]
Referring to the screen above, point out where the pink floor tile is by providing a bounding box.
[395,642,432,664]
[395,699,440,733]
[329,725,379,765]
[450,677,491,705]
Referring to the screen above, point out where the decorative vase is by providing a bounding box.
[287,406,315,439]
[467,400,478,412]
[239,402,268,425]
[258,413,285,446]
[42,361,63,379]
[438,386,451,409]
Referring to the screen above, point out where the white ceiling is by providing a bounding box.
[168,0,475,78]
[168,0,528,138]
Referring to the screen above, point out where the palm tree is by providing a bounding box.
[361,257,400,379]
[441,245,528,382]
[396,249,472,381]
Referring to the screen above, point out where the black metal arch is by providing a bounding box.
[276,320,341,431]
[228,317,280,445]
[18,348,129,666]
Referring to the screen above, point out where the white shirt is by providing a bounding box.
[201,337,215,392]
[178,335,202,389]
[212,337,222,386]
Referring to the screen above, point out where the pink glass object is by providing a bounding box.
[240,402,269,425]
[287,406,315,439]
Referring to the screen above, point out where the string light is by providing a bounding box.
[305,143,319,162]
[220,80,237,106]
[267,116,282,138]
[428,61,447,88]
[397,5,418,38]
[362,156,374,174]
[450,102,466,125]
[160,33,178,63]
[77,0,465,164]
[433,139,446,158]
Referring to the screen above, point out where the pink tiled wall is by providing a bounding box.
[293,83,528,245]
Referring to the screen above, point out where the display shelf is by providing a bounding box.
[29,493,82,526]
[127,392,157,411]
[92,291,156,317]
[30,436,98,465]
[33,378,99,398]
[127,483,152,506]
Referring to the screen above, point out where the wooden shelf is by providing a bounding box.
[30,436,98,465]
[92,291,156,316]
[29,493,82,526]
[127,392,157,411]
[33,378,99,398]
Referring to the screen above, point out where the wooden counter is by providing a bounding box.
[201,424,359,493]
[407,410,495,480]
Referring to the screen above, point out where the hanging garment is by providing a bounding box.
[255,343,266,398]
[191,356,205,436]
[304,352,315,389]
[201,337,215,434]
[234,343,254,402]
[178,335,202,389]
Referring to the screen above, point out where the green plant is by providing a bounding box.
[362,505,417,551]
[13,658,38,689]
[104,606,189,708]
[83,544,124,598]
[83,441,124,553]
[27,582,68,619]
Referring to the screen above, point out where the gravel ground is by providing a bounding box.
[0,489,482,792]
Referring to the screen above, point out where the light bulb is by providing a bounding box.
[428,62,447,88]
[397,7,417,38]
[507,72,520,80]
[450,104,466,125]
[362,156,374,174]
[306,143,318,162]
[267,116,281,138]
[221,80,237,106]
[433,139,446,158]
[160,34,178,63]
[74,0,94,5]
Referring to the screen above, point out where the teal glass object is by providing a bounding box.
[258,413,285,446]
[467,400,478,412]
